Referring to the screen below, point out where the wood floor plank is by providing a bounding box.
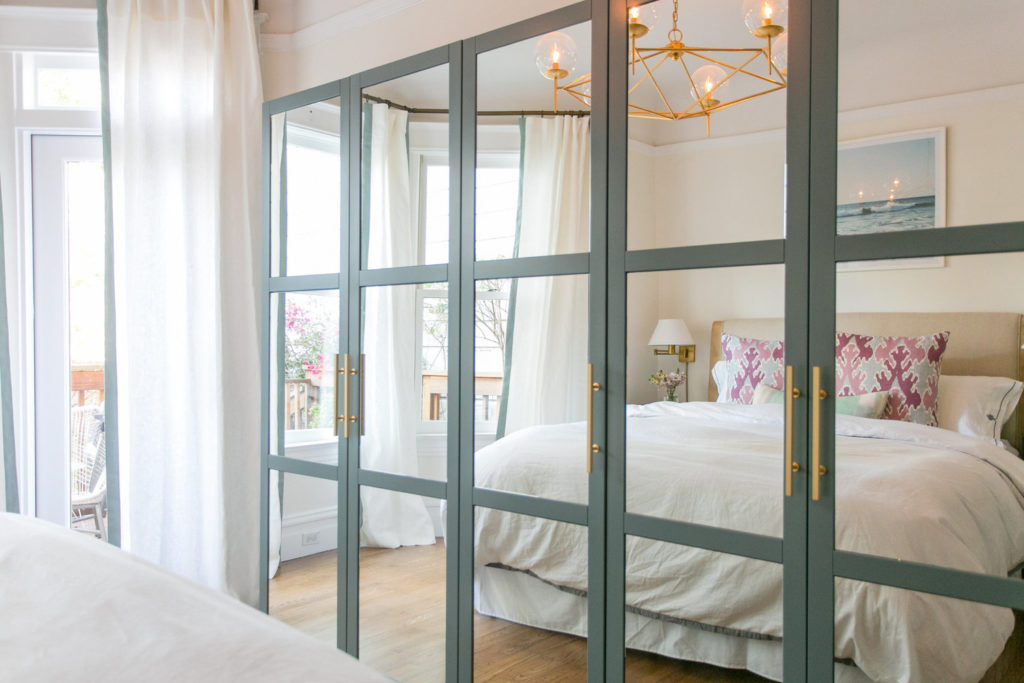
[269,543,1024,682]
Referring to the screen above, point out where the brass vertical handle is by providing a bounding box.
[342,353,352,439]
[785,366,801,497]
[333,353,342,437]
[587,364,600,473]
[812,366,827,502]
[358,354,365,436]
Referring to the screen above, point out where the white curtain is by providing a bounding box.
[503,116,590,434]
[359,103,434,548]
[106,1,263,604]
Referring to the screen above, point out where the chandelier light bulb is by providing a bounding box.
[627,3,657,38]
[535,32,578,81]
[690,64,728,107]
[770,32,788,76]
[743,0,787,38]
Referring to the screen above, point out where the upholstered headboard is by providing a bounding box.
[708,313,1024,446]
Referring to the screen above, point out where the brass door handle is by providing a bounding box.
[358,354,365,436]
[342,353,352,439]
[587,364,600,473]
[333,354,343,437]
[812,366,827,501]
[785,366,800,497]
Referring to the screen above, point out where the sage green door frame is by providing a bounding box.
[803,1,1024,679]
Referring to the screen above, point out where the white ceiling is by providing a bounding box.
[284,0,1024,146]
[258,0,376,34]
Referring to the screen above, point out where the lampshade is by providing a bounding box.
[648,319,695,347]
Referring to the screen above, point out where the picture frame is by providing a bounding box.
[836,127,946,272]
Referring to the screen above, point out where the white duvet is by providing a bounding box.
[474,402,1024,683]
[0,513,390,683]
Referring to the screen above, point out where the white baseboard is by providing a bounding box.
[281,499,444,562]
[280,507,338,562]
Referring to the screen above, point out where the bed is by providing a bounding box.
[0,512,391,682]
[473,312,1024,683]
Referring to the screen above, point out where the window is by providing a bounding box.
[21,53,101,110]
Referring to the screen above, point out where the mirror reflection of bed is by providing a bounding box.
[261,0,1024,678]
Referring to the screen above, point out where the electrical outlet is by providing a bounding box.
[301,531,320,546]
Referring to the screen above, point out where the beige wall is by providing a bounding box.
[643,90,1024,401]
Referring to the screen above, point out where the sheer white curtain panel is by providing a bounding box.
[360,103,434,548]
[503,116,590,434]
[106,0,263,603]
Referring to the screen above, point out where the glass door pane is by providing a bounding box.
[476,20,592,260]
[361,64,450,269]
[474,508,588,680]
[270,98,342,277]
[359,283,447,481]
[268,471,338,646]
[358,488,446,680]
[626,0,788,251]
[269,290,340,464]
[473,274,590,501]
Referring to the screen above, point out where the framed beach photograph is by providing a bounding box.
[836,128,946,271]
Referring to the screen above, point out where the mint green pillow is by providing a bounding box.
[752,384,888,419]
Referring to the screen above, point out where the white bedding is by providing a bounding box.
[0,513,390,683]
[474,402,1024,683]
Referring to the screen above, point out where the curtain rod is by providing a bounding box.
[361,93,590,117]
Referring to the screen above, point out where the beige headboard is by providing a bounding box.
[708,313,1024,446]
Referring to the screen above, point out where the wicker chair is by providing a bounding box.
[70,406,106,541]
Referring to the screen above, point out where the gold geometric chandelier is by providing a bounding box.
[536,0,788,135]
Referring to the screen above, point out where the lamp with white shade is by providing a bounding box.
[648,318,696,401]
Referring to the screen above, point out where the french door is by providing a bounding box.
[31,134,107,536]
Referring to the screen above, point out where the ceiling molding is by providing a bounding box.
[0,6,97,52]
[260,0,425,53]
[0,6,95,21]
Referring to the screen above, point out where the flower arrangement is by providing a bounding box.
[649,368,686,402]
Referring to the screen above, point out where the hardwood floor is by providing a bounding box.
[269,544,1023,682]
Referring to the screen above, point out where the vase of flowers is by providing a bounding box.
[649,368,686,402]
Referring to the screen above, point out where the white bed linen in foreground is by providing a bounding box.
[474,402,1024,683]
[0,513,390,683]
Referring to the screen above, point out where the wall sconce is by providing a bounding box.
[649,318,695,401]
[648,318,695,363]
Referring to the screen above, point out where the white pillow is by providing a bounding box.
[711,360,729,402]
[936,375,1023,446]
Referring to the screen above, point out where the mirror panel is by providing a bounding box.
[269,290,340,464]
[833,252,1024,578]
[359,283,448,481]
[626,0,787,251]
[270,98,342,277]
[833,579,1024,681]
[359,488,445,681]
[473,275,590,502]
[837,0,1024,234]
[474,508,588,680]
[268,471,338,646]
[361,64,450,270]
[624,537,782,680]
[476,21,592,261]
[625,265,786,539]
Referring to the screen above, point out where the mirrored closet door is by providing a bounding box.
[260,83,345,650]
[348,54,454,681]
[609,0,808,679]
[262,1,1024,681]
[809,0,1024,680]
